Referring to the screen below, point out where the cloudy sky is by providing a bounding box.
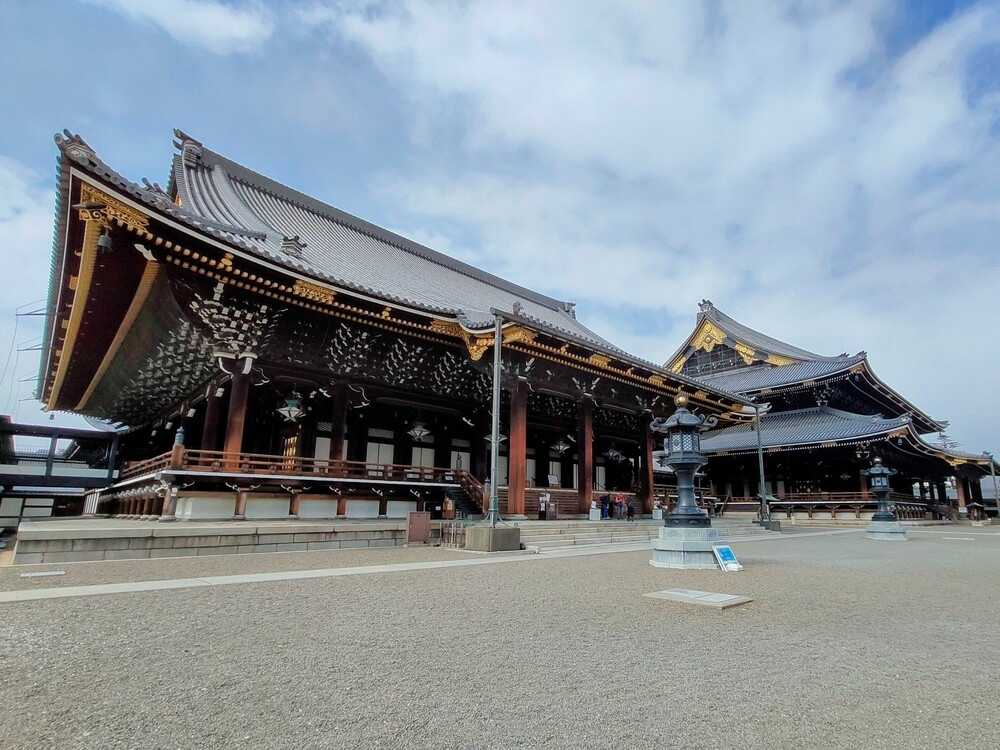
[1,0,998,454]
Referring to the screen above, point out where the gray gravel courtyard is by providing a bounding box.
[2,527,999,749]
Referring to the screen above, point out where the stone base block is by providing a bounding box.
[465,526,521,552]
[386,500,418,519]
[589,508,602,521]
[866,520,907,541]
[245,497,291,520]
[650,526,723,570]
[297,498,340,519]
[175,493,237,521]
[346,499,380,519]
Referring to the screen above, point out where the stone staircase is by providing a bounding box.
[513,519,777,552]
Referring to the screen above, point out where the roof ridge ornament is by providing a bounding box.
[698,299,714,313]
[173,129,203,167]
[54,129,96,163]
[281,235,307,257]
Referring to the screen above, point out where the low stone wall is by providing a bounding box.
[13,521,434,564]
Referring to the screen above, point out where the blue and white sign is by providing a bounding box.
[712,544,743,571]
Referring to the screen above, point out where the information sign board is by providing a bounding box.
[712,544,743,571]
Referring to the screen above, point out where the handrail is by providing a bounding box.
[120,449,479,485]
[182,449,473,484]
[120,452,172,479]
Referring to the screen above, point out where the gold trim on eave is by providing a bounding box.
[46,214,103,409]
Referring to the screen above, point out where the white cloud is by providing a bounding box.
[87,0,273,54]
[306,1,1000,451]
[0,156,89,431]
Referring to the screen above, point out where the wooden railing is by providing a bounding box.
[456,472,486,512]
[121,448,476,486]
[723,491,919,504]
[120,453,173,479]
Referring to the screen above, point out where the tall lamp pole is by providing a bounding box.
[753,402,772,522]
[485,311,503,527]
[987,451,998,520]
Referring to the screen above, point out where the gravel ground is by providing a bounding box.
[2,530,999,749]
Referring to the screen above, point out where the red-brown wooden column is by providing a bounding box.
[640,413,655,514]
[955,476,968,512]
[327,383,348,464]
[223,359,252,469]
[577,399,594,513]
[200,385,223,451]
[507,381,528,516]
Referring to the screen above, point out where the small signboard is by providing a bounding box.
[712,545,743,571]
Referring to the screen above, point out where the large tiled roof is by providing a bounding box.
[700,406,909,453]
[695,354,865,393]
[45,130,744,404]
[169,131,622,350]
[698,302,829,361]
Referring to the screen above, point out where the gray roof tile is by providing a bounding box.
[172,134,622,351]
[700,406,909,453]
[694,355,865,393]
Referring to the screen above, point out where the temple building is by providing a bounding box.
[664,301,997,519]
[35,130,751,522]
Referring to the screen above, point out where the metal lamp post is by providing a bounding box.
[752,401,772,523]
[485,311,503,528]
[985,452,998,519]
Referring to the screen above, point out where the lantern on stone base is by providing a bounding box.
[654,393,712,528]
[864,457,907,541]
[648,394,726,569]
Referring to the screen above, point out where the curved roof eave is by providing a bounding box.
[47,130,750,412]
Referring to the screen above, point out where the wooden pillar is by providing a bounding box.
[955,476,968,511]
[223,360,252,468]
[328,383,348,463]
[507,381,528,516]
[971,478,984,502]
[289,491,302,519]
[640,414,655,513]
[234,488,249,520]
[200,385,223,451]
[859,470,870,500]
[159,486,178,522]
[577,399,593,513]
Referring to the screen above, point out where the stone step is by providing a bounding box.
[529,534,654,549]
[521,525,777,550]
[515,524,657,537]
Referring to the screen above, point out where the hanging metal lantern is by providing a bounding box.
[407,421,432,441]
[277,397,304,422]
[604,445,625,463]
[552,438,571,455]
